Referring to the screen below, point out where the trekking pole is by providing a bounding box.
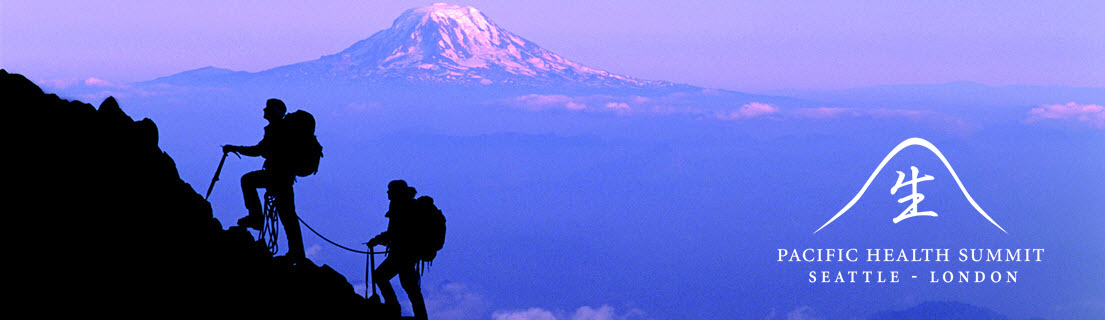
[365,243,381,303]
[205,148,240,200]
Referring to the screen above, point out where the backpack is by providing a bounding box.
[413,196,446,263]
[282,110,323,177]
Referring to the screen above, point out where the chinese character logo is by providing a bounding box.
[814,138,1006,234]
[891,166,937,223]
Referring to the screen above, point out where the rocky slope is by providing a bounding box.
[5,69,370,315]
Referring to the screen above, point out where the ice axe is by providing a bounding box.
[205,147,240,200]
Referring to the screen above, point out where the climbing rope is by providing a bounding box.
[297,215,371,254]
[251,192,406,298]
[260,193,281,254]
[296,217,394,299]
[255,191,380,256]
[248,194,413,302]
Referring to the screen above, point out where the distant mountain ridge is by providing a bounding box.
[151,3,673,89]
[768,81,1105,108]
[146,66,252,86]
[867,301,1017,320]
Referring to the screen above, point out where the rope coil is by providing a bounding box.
[261,193,281,254]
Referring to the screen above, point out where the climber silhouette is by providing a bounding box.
[224,98,306,262]
[367,180,428,320]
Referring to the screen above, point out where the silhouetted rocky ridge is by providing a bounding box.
[4,69,368,315]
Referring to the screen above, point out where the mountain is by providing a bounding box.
[146,66,253,86]
[768,81,1105,108]
[151,3,674,90]
[867,301,1014,320]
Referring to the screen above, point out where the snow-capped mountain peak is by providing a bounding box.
[267,3,667,87]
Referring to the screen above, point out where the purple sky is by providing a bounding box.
[3,1,1103,91]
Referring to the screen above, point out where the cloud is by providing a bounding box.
[357,281,489,320]
[512,94,587,111]
[604,102,632,115]
[508,93,788,120]
[492,305,649,320]
[304,244,323,260]
[84,77,116,87]
[426,282,489,320]
[1026,102,1105,128]
[493,308,557,320]
[785,107,977,134]
[35,76,189,102]
[604,102,630,110]
[763,306,828,320]
[866,108,928,119]
[36,78,83,89]
[791,107,857,119]
[571,306,617,320]
[566,101,587,110]
[504,93,978,133]
[717,102,779,120]
[507,92,718,117]
[507,94,645,114]
[571,305,649,320]
[38,77,127,89]
[789,107,933,121]
[353,283,368,298]
[785,306,821,320]
[515,94,573,106]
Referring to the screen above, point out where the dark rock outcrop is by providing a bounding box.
[4,69,367,315]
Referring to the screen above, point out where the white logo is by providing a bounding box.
[891,166,936,223]
[814,138,1006,234]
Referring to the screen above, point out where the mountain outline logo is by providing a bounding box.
[814,137,1007,234]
